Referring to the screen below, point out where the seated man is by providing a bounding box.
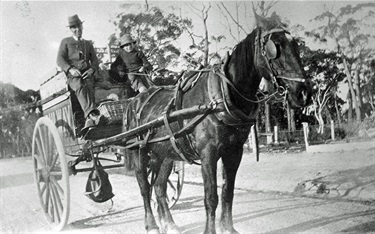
[56,14,107,130]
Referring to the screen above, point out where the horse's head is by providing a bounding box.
[254,12,311,108]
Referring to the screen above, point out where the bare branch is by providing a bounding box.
[144,0,149,11]
[219,2,248,35]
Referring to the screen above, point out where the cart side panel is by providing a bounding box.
[42,95,82,153]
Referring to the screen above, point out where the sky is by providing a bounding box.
[0,0,371,91]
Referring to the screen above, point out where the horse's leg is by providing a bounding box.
[132,148,159,234]
[219,147,242,234]
[201,153,219,234]
[154,159,180,234]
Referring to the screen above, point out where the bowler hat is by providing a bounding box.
[119,34,136,47]
[67,14,84,27]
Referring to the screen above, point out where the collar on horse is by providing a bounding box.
[176,65,258,126]
[207,66,258,126]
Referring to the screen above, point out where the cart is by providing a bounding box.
[31,71,185,231]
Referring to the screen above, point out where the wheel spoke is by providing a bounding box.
[44,183,51,214]
[50,177,64,196]
[49,190,55,223]
[44,125,52,166]
[47,130,55,167]
[40,182,47,194]
[34,155,46,169]
[37,127,48,166]
[50,184,62,223]
[50,152,59,171]
[50,171,63,177]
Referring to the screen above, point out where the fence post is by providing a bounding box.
[331,120,335,141]
[107,44,112,63]
[302,122,309,152]
[274,125,279,144]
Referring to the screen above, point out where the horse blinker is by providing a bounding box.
[265,39,279,60]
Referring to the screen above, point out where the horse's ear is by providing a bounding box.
[254,10,266,28]
[270,12,282,24]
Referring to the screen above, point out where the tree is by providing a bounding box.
[182,2,212,67]
[300,42,346,133]
[111,5,192,69]
[308,3,375,122]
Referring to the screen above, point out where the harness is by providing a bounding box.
[256,27,306,97]
[121,27,307,164]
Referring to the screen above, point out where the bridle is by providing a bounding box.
[258,27,306,96]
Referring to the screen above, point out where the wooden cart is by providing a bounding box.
[31,71,185,231]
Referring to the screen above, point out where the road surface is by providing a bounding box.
[1,148,374,233]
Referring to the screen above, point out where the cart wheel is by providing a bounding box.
[149,161,184,209]
[32,117,70,231]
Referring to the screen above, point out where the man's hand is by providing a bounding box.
[69,67,82,77]
[138,66,144,72]
[82,68,94,79]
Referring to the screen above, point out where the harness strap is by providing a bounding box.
[122,109,211,152]
[162,98,195,164]
[209,68,258,125]
[213,67,261,104]
[136,87,163,124]
[139,129,152,148]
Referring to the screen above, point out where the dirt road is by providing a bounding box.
[1,146,374,233]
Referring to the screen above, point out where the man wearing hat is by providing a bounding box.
[110,34,153,93]
[57,14,105,130]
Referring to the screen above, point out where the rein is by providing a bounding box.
[258,27,306,93]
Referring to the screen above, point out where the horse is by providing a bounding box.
[122,12,311,234]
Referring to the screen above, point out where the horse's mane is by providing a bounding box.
[230,31,257,81]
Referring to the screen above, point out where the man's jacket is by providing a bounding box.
[57,37,99,74]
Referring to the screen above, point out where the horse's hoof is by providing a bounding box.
[167,229,181,234]
[219,223,239,234]
[222,231,239,234]
[147,229,160,234]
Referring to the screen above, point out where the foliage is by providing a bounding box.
[306,3,375,122]
[308,125,347,144]
[0,82,40,158]
[112,6,192,69]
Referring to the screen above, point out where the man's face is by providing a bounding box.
[70,24,83,39]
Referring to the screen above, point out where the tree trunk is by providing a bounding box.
[354,68,363,120]
[317,110,325,134]
[324,106,332,122]
[365,73,375,112]
[202,9,209,66]
[342,57,361,122]
[347,92,353,122]
[286,104,292,132]
[334,91,342,124]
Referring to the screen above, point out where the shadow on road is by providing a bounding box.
[294,164,375,200]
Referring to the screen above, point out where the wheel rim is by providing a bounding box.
[32,117,70,231]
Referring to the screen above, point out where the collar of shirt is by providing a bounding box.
[72,35,83,41]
